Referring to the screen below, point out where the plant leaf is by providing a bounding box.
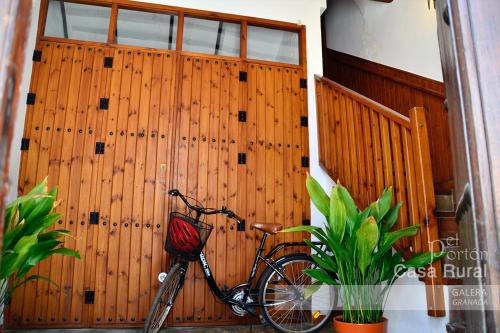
[303,268,337,285]
[329,186,347,242]
[306,174,330,217]
[403,251,446,269]
[355,216,379,275]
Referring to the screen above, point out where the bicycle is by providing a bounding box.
[144,189,337,333]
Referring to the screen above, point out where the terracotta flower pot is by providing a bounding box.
[333,315,388,333]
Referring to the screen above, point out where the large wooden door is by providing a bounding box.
[8,41,310,328]
[436,0,500,332]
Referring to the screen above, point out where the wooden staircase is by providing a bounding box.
[315,75,445,317]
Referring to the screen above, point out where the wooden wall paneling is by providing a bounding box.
[63,45,96,325]
[217,59,230,321]
[136,51,154,323]
[113,48,134,324]
[143,51,163,320]
[31,42,64,325]
[125,49,144,324]
[237,61,248,294]
[274,67,284,248]
[106,48,133,323]
[55,44,86,326]
[227,60,240,322]
[187,57,202,323]
[369,110,384,197]
[264,66,275,251]
[94,48,124,324]
[71,44,101,325]
[17,41,52,325]
[6,40,43,325]
[172,55,191,323]
[281,67,293,251]
[195,57,211,322]
[245,63,257,266]
[254,64,266,255]
[82,46,109,326]
[45,43,77,325]
[204,57,221,323]
[291,69,302,245]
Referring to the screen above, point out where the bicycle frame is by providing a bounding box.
[195,232,317,311]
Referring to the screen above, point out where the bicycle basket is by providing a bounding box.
[165,212,213,261]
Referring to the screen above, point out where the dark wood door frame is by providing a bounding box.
[436,0,500,332]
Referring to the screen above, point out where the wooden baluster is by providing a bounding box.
[410,107,445,317]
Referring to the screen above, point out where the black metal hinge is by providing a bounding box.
[32,50,42,62]
[99,98,109,110]
[26,93,36,105]
[21,138,30,151]
[103,57,113,68]
[238,111,247,122]
[238,153,246,165]
[237,219,246,231]
[89,212,99,225]
[302,219,311,226]
[301,156,309,168]
[300,78,307,89]
[239,71,247,82]
[95,142,105,154]
[300,116,308,127]
[84,290,95,304]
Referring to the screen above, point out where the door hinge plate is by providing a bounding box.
[300,78,307,89]
[84,290,95,304]
[21,138,30,151]
[95,142,105,154]
[32,50,42,62]
[237,219,246,231]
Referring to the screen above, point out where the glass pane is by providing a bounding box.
[44,0,110,42]
[247,26,299,65]
[183,17,240,57]
[117,9,178,50]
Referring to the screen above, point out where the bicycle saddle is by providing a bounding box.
[251,223,283,234]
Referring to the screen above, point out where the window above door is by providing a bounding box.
[40,0,305,66]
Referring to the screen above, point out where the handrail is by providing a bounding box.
[315,75,445,317]
[315,74,411,127]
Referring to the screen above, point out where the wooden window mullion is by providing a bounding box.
[107,3,118,44]
[176,11,184,51]
[240,20,247,59]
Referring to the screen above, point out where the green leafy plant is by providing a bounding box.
[0,178,80,313]
[285,175,446,324]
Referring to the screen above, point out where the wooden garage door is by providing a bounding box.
[9,41,309,329]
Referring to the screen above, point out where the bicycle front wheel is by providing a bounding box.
[143,262,187,333]
[259,253,337,333]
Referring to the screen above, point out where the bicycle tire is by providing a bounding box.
[258,253,338,333]
[143,262,187,333]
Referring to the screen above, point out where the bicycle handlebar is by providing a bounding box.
[168,189,243,224]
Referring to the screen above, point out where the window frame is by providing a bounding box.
[37,0,307,67]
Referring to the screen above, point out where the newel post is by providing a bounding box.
[409,107,446,317]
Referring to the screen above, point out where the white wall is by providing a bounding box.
[325,0,443,81]
[8,0,446,332]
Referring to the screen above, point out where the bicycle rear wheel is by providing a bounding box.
[143,262,187,333]
[259,253,337,333]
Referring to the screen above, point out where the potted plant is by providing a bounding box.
[285,175,445,333]
[0,178,80,321]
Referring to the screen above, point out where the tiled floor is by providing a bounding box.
[6,324,334,332]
